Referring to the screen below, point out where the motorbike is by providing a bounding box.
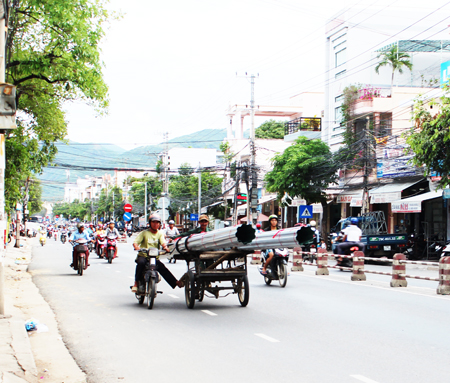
[47,230,52,238]
[302,243,317,263]
[96,233,107,258]
[127,229,132,238]
[54,231,58,241]
[440,241,450,258]
[39,235,46,246]
[72,239,89,276]
[60,231,67,244]
[106,234,118,264]
[335,245,363,270]
[134,248,163,309]
[259,248,289,287]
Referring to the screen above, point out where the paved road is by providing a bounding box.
[30,238,450,383]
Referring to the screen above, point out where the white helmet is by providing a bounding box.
[309,220,316,227]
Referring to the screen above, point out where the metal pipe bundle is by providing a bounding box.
[236,226,314,251]
[175,224,255,253]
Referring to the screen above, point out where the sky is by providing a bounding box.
[64,0,450,150]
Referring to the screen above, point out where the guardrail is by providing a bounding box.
[289,247,450,295]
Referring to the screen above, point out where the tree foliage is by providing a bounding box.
[265,137,338,203]
[255,119,286,139]
[129,176,163,215]
[4,0,112,213]
[53,199,92,221]
[406,90,450,189]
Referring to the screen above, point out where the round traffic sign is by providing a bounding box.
[157,197,170,209]
[123,212,132,221]
[124,203,132,212]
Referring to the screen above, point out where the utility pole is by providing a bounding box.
[144,181,147,224]
[112,190,115,221]
[362,117,370,215]
[249,74,259,226]
[198,162,201,219]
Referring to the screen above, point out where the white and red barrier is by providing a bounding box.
[117,234,127,243]
[287,250,448,295]
[250,250,262,265]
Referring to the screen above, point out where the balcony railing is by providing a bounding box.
[285,117,322,135]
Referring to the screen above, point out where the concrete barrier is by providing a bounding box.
[437,256,450,295]
[291,247,303,272]
[351,251,366,281]
[250,250,262,265]
[390,253,407,288]
[315,248,329,275]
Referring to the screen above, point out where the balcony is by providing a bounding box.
[284,117,322,142]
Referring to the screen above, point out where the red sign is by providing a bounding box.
[124,204,132,213]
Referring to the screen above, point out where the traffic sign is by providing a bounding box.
[299,205,313,218]
[124,204,132,212]
[190,213,199,221]
[123,212,132,221]
[157,197,170,208]
[155,209,169,221]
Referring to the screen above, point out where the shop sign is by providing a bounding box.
[350,196,363,207]
[312,204,323,213]
[337,193,361,203]
[370,192,401,204]
[290,198,307,207]
[391,201,421,213]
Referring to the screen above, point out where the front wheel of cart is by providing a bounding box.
[185,271,196,309]
[237,275,249,307]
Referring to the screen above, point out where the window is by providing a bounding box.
[335,94,344,103]
[335,48,346,67]
[335,106,343,124]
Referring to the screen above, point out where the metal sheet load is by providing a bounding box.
[236,226,314,251]
[175,224,255,253]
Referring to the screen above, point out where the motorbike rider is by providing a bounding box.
[336,217,365,255]
[256,223,263,233]
[131,214,184,293]
[178,214,211,237]
[164,220,180,241]
[95,224,106,254]
[261,214,280,275]
[70,223,94,269]
[106,221,120,258]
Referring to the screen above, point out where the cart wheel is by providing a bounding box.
[237,276,249,307]
[264,276,272,285]
[147,279,156,309]
[185,270,196,309]
[278,264,288,288]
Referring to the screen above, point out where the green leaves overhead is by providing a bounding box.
[5,0,112,214]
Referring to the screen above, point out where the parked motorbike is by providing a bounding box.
[302,243,317,263]
[440,241,450,258]
[133,248,163,309]
[106,234,118,264]
[72,239,89,276]
[60,231,67,244]
[259,248,289,287]
[96,233,107,258]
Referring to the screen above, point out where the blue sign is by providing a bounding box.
[444,189,450,199]
[441,60,450,87]
[299,205,313,218]
[190,213,199,221]
[123,212,132,221]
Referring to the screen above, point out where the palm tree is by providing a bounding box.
[375,45,413,96]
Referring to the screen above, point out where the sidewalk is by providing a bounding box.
[1,238,86,383]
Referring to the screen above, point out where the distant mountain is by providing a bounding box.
[39,129,229,202]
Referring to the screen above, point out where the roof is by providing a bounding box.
[377,40,450,53]
[369,180,421,195]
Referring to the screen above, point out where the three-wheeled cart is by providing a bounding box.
[174,249,251,309]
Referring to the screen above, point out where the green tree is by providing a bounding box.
[4,0,112,213]
[255,119,286,139]
[265,137,338,234]
[406,90,450,189]
[27,178,42,215]
[129,176,163,216]
[375,45,413,94]
[96,186,123,221]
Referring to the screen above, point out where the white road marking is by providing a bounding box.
[168,294,179,299]
[128,276,134,279]
[255,333,280,343]
[115,270,120,273]
[351,375,380,383]
[291,271,450,301]
[201,310,217,316]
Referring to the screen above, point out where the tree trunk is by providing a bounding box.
[390,70,394,97]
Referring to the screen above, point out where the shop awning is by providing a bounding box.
[369,180,422,204]
[337,189,363,206]
[259,195,277,205]
[240,213,269,222]
[391,190,443,213]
